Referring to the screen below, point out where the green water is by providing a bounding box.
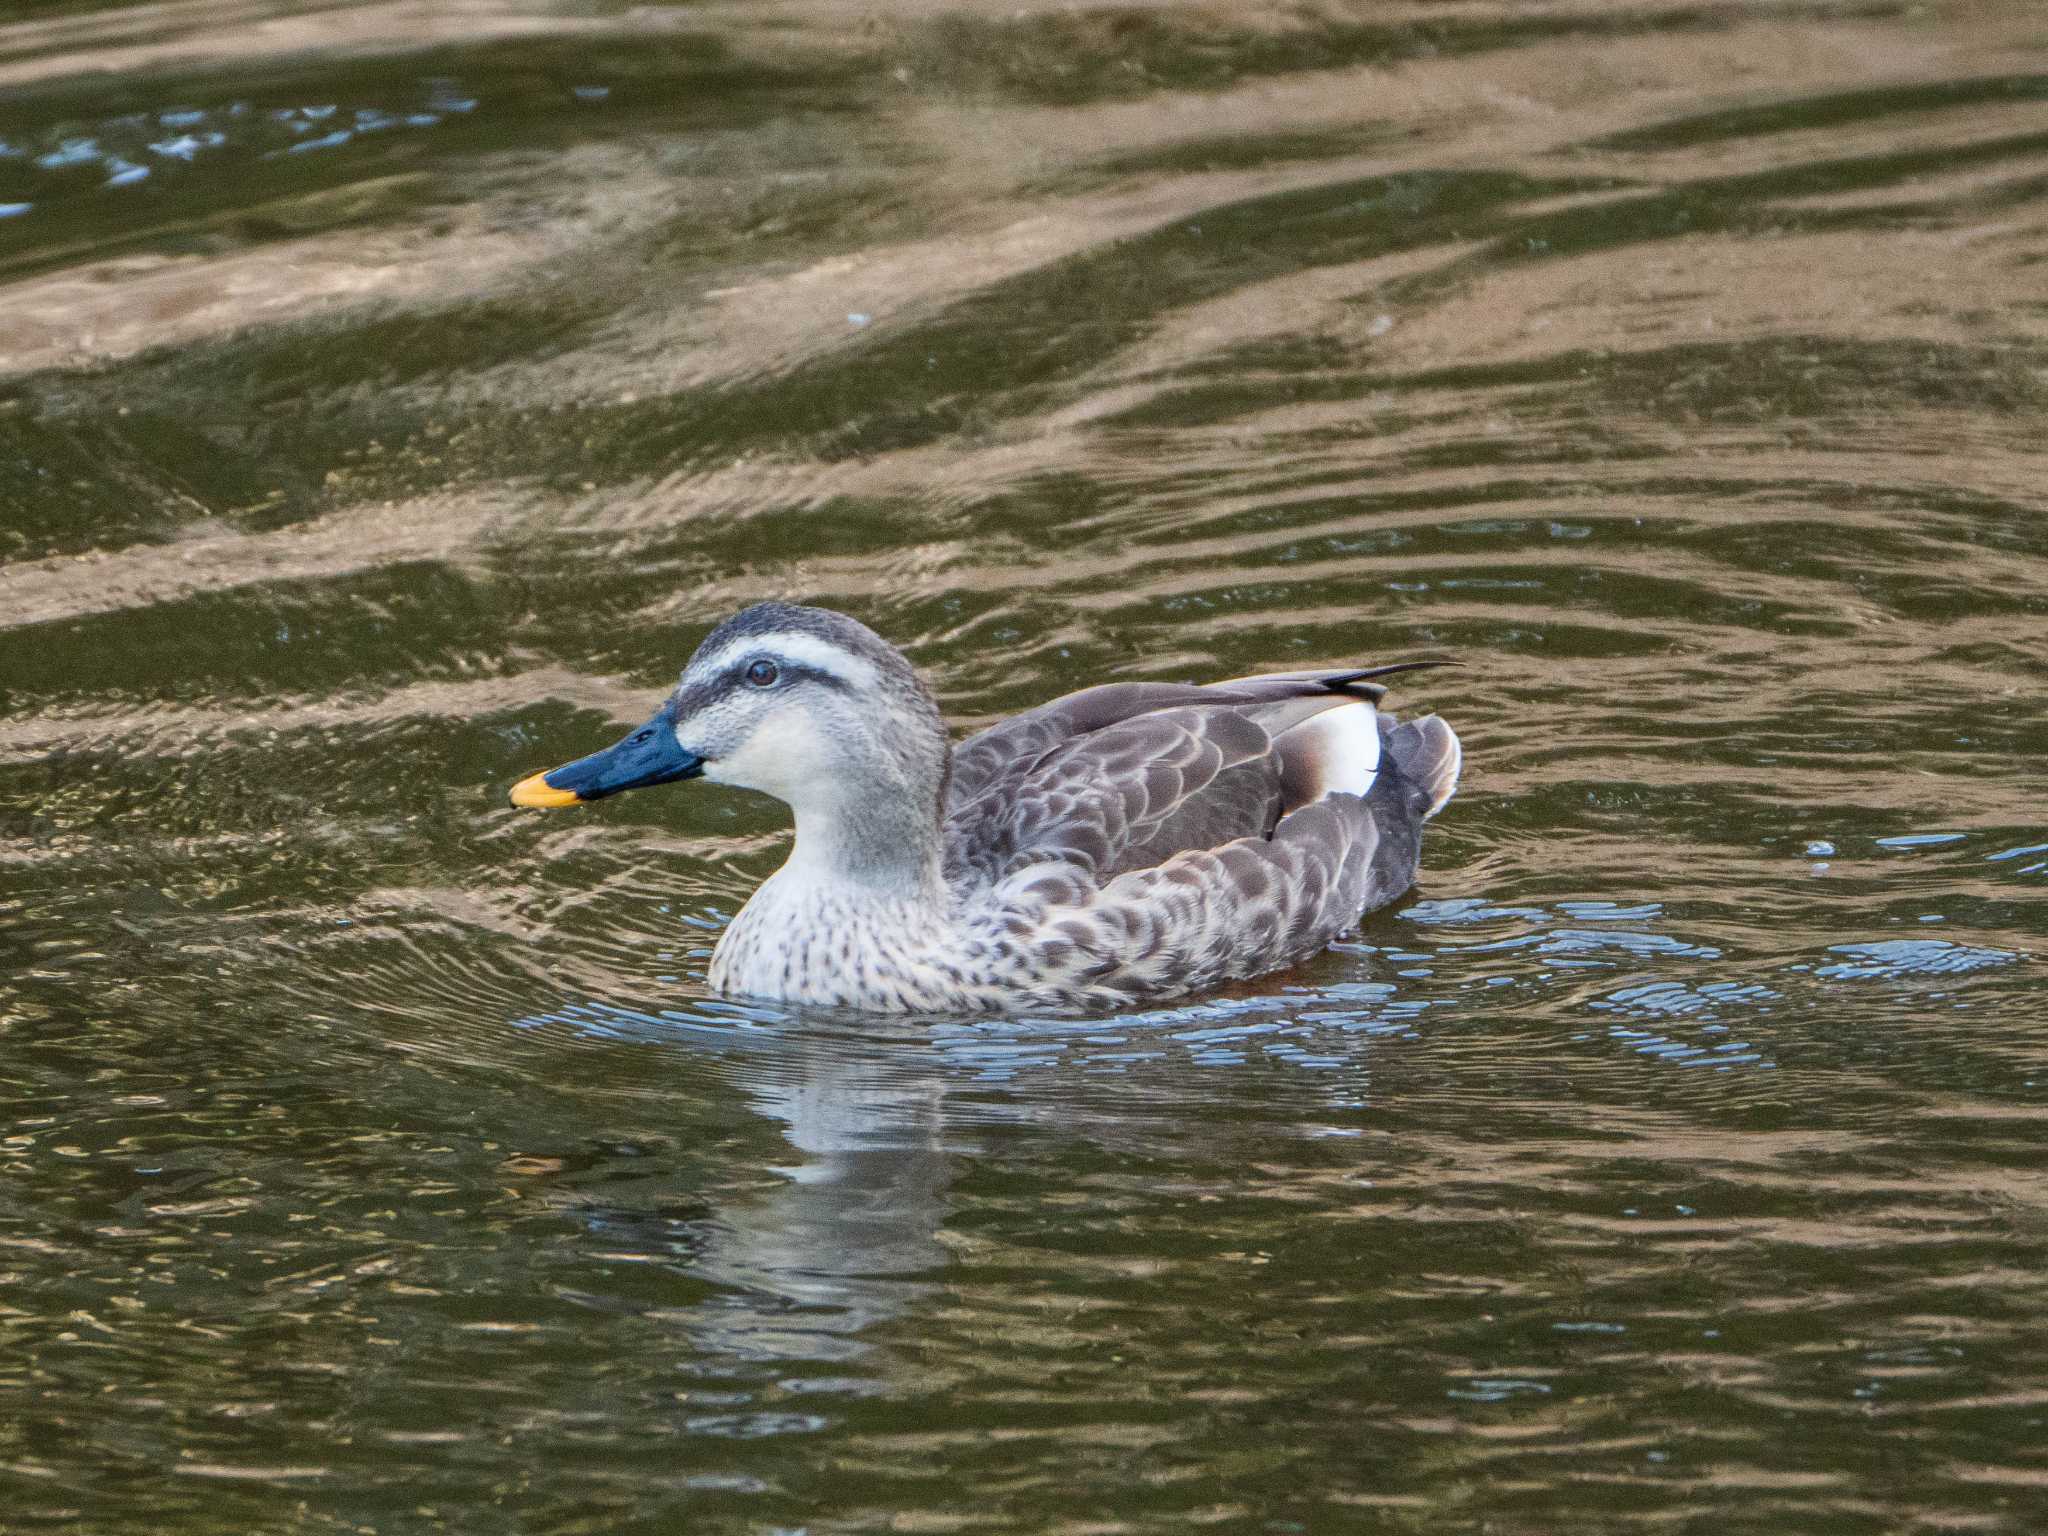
[3,2,2046,1531]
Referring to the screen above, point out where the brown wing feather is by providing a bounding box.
[946,704,1281,889]
[1000,793,1389,1010]
[947,682,1235,808]
[943,662,1452,911]
[946,665,1442,818]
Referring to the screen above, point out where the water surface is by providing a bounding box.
[3,1,2046,1531]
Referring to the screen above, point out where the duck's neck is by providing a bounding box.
[780,794,948,908]
[708,722,957,1007]
[709,788,953,1009]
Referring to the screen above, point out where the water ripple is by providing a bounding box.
[3,3,2047,1532]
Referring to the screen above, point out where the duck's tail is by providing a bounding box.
[1382,714,1462,820]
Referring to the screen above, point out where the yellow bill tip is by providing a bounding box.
[509,771,582,809]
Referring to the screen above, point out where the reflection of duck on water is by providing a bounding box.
[532,1011,958,1365]
[688,1036,953,1363]
[513,603,1460,1013]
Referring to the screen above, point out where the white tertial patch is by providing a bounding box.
[1275,700,1381,803]
[691,631,881,693]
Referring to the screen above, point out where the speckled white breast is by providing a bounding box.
[708,868,1002,1013]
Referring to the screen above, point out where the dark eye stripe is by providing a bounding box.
[710,657,852,697]
[776,662,852,693]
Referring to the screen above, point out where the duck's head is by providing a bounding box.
[510,603,948,840]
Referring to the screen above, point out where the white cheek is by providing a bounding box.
[701,709,833,801]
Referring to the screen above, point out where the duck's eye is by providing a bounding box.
[744,659,779,689]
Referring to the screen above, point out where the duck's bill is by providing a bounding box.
[509,712,703,808]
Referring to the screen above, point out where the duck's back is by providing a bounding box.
[939,669,1460,1011]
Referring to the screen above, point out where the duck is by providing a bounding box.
[510,602,1460,1014]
